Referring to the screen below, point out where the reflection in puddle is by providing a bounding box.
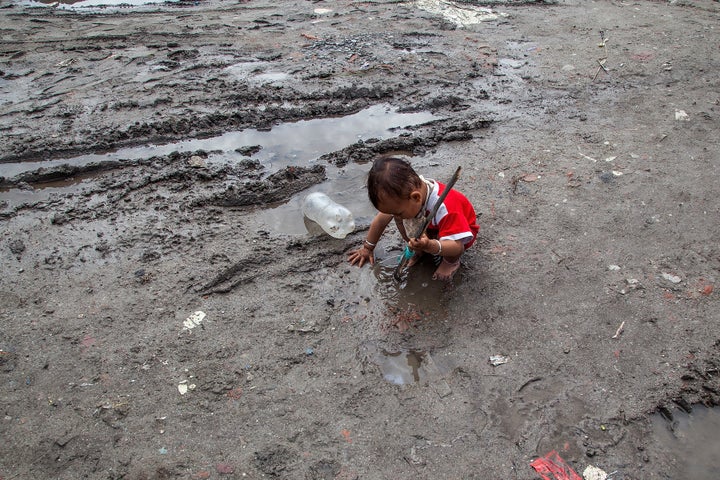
[1,104,437,179]
[1,105,439,226]
[363,343,452,385]
[652,405,720,479]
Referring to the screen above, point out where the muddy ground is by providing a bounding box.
[1,0,720,478]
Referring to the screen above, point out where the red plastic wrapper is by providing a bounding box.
[530,450,582,480]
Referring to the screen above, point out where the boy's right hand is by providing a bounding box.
[347,246,374,267]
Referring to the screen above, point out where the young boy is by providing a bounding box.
[347,156,479,281]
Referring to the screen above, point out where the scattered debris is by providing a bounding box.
[489,355,509,366]
[607,265,621,271]
[415,0,507,27]
[178,380,196,395]
[593,31,610,81]
[582,464,608,480]
[577,148,598,163]
[674,109,689,121]
[530,450,582,480]
[620,278,641,294]
[612,321,625,339]
[188,155,206,168]
[183,311,206,332]
[661,273,682,284]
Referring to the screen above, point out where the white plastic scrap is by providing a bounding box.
[607,265,621,271]
[183,311,206,331]
[177,380,196,395]
[583,465,608,480]
[489,355,509,366]
[178,381,188,395]
[415,0,507,27]
[674,109,689,121]
[661,273,682,284]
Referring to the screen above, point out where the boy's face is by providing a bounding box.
[376,188,424,219]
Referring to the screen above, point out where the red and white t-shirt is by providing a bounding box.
[424,180,479,248]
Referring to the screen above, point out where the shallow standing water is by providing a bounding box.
[652,405,720,479]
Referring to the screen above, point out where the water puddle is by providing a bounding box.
[362,343,453,386]
[652,404,720,479]
[1,105,439,225]
[1,104,436,179]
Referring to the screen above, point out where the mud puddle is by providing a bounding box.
[1,104,437,179]
[365,345,454,386]
[0,104,438,214]
[652,405,720,479]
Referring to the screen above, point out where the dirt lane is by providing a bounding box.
[1,1,719,479]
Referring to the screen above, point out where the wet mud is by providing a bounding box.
[1,0,720,479]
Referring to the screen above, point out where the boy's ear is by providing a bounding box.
[409,190,423,202]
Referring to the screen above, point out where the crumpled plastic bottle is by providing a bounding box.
[302,192,355,239]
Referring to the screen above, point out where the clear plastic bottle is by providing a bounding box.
[302,192,355,239]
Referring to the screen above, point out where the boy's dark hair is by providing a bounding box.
[367,156,423,209]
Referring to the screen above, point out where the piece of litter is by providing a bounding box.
[674,109,689,121]
[415,0,507,27]
[489,355,509,366]
[158,447,168,455]
[582,465,608,480]
[612,321,625,339]
[661,273,682,284]
[183,311,206,331]
[188,155,206,168]
[314,8,332,14]
[611,171,623,177]
[604,156,617,162]
[607,265,621,271]
[530,450,582,480]
[178,380,188,395]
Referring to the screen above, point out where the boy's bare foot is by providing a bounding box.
[432,258,460,281]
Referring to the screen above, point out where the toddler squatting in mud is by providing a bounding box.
[347,156,479,281]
